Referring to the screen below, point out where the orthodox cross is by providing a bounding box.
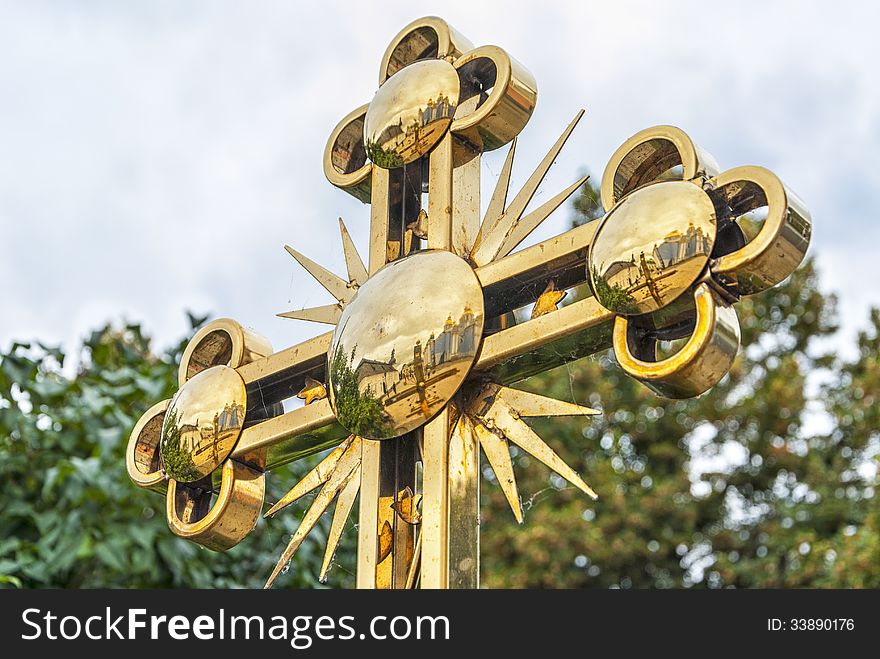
[125,16,811,589]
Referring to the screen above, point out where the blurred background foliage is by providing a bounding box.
[0,313,356,589]
[1,180,877,589]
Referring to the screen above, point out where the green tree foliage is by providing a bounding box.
[480,178,878,587]
[0,318,356,589]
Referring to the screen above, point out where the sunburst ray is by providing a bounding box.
[466,384,599,524]
[484,400,597,499]
[470,109,585,267]
[264,436,363,589]
[495,174,589,260]
[473,421,523,523]
[284,245,353,305]
[473,137,517,253]
[277,303,343,325]
[338,217,368,286]
[264,436,352,518]
[491,384,599,418]
[319,463,361,582]
[280,218,369,325]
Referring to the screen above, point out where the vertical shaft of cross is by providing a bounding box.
[420,133,482,588]
[356,166,418,588]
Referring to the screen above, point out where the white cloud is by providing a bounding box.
[1,0,877,361]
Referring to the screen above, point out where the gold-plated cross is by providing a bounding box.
[125,16,811,589]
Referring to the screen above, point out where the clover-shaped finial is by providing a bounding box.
[589,125,812,398]
[126,319,275,550]
[323,16,538,201]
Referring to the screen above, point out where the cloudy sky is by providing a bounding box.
[1,1,877,363]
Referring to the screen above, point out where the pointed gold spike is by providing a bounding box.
[284,244,353,304]
[530,280,568,319]
[473,421,523,523]
[485,398,598,499]
[277,303,342,325]
[319,463,361,582]
[264,436,352,518]
[472,138,517,254]
[493,384,600,417]
[497,174,590,259]
[265,437,362,588]
[338,217,368,287]
[470,110,585,266]
[404,531,422,589]
[296,377,328,405]
[391,486,422,525]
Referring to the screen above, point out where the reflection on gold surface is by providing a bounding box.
[364,59,460,168]
[122,14,815,589]
[328,250,484,440]
[160,365,246,482]
[589,181,716,315]
[613,283,741,398]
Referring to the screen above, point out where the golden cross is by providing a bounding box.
[125,16,811,589]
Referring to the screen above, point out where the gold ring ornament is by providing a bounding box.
[590,126,811,397]
[126,318,275,550]
[326,15,538,202]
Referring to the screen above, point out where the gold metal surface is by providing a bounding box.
[160,365,247,483]
[277,304,341,326]
[166,459,265,552]
[284,245,355,306]
[447,414,479,588]
[600,124,719,211]
[531,280,566,319]
[124,15,812,589]
[324,104,372,202]
[178,318,273,387]
[391,486,422,525]
[264,436,352,518]
[365,59,460,169]
[126,399,169,491]
[427,133,455,249]
[321,463,361,582]
[355,142,423,589]
[613,283,741,398]
[450,45,537,154]
[405,532,422,588]
[231,399,341,465]
[236,332,330,386]
[709,165,812,295]
[468,383,598,500]
[376,436,418,589]
[379,16,473,84]
[356,439,382,589]
[451,142,482,257]
[265,436,363,588]
[355,152,397,590]
[474,295,615,377]
[328,250,485,440]
[420,406,452,588]
[338,217,370,287]
[589,180,717,315]
[297,377,327,405]
[471,111,585,267]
